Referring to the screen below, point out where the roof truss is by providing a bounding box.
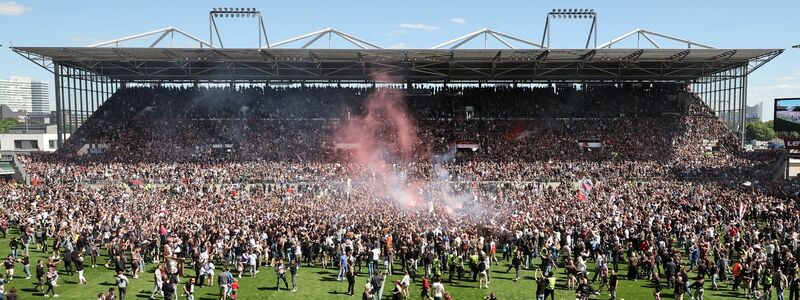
[430,28,545,49]
[87,27,214,48]
[597,28,715,49]
[266,28,383,49]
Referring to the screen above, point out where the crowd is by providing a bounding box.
[0,84,797,300]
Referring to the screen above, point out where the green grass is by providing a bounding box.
[0,229,766,299]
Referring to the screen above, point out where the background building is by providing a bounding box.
[746,101,763,122]
[0,76,49,114]
[0,124,66,152]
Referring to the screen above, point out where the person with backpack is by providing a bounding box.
[477,258,488,289]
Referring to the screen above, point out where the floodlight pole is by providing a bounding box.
[209,8,270,48]
[541,9,597,49]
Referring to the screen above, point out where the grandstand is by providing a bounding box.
[11,23,782,148]
[2,7,796,300]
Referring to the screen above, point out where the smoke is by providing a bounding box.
[334,75,481,216]
[334,76,420,207]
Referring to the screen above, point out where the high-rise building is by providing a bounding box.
[0,76,50,113]
[745,101,763,122]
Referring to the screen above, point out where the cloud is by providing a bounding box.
[450,18,466,25]
[747,83,800,120]
[399,23,440,32]
[0,1,30,16]
[388,43,408,49]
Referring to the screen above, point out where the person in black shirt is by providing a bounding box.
[35,259,45,291]
[114,255,125,274]
[789,275,799,300]
[9,237,19,260]
[652,274,662,300]
[575,277,596,300]
[3,255,14,282]
[534,269,546,300]
[609,270,619,300]
[63,250,73,276]
[665,259,676,288]
[163,272,177,300]
[370,270,384,300]
[76,251,87,284]
[506,250,522,282]
[20,255,30,280]
[674,275,686,300]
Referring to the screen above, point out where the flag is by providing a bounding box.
[577,177,594,202]
[738,202,748,220]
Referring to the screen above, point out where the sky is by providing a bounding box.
[777,99,800,107]
[0,0,798,119]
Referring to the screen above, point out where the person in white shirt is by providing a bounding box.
[248,251,258,277]
[432,277,446,300]
[400,271,411,298]
[149,265,164,299]
[205,262,215,287]
[115,271,129,300]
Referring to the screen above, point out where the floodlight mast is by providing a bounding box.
[209,8,270,48]
[541,9,598,49]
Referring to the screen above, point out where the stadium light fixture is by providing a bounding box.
[543,8,598,48]
[209,7,270,48]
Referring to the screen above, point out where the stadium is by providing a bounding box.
[0,3,797,300]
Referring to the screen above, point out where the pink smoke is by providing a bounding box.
[333,75,477,215]
[334,76,420,207]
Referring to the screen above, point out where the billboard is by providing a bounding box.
[774,98,800,132]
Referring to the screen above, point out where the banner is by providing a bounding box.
[578,139,603,149]
[455,141,480,151]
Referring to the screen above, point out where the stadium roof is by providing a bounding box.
[13,47,782,83]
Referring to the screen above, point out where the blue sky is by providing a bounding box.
[1,0,798,119]
[777,99,800,107]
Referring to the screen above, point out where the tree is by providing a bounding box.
[746,120,776,141]
[0,118,19,133]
